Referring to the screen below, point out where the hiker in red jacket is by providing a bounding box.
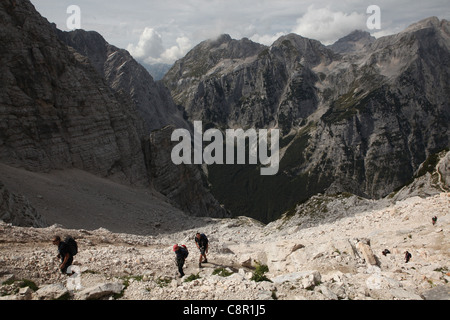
[173,244,188,278]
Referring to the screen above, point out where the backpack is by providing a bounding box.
[195,234,208,247]
[181,245,188,258]
[64,236,78,256]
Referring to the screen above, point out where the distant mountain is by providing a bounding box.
[164,18,450,223]
[141,62,173,81]
[164,33,335,133]
[328,29,376,54]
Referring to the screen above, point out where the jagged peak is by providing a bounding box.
[335,29,375,42]
[328,29,376,54]
[273,33,310,44]
[271,32,326,51]
[210,33,232,44]
[178,33,265,66]
[403,16,441,33]
[204,33,264,50]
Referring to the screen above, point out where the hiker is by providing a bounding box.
[173,244,188,278]
[404,251,412,263]
[52,235,74,275]
[195,232,209,268]
[432,216,437,225]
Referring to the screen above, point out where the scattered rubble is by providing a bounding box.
[0,192,448,300]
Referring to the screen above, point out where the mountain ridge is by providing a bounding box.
[164,18,450,222]
[0,0,228,223]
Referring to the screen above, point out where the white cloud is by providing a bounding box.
[160,36,192,64]
[33,0,450,56]
[127,28,192,65]
[127,27,164,61]
[291,5,367,45]
[250,32,286,46]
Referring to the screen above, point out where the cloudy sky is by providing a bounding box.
[31,0,449,65]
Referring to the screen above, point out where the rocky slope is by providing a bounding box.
[0,180,47,228]
[0,0,147,185]
[0,2,448,301]
[0,0,227,221]
[0,175,448,300]
[0,162,217,235]
[164,18,450,223]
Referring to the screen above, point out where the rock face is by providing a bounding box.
[164,17,450,222]
[0,0,227,223]
[56,29,190,134]
[54,29,225,218]
[0,0,148,185]
[164,33,331,133]
[148,126,229,218]
[0,180,47,227]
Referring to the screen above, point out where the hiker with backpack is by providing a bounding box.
[404,251,412,263]
[195,232,209,268]
[173,244,189,278]
[52,235,77,275]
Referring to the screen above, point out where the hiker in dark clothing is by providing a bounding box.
[173,244,188,278]
[52,235,73,275]
[404,251,412,263]
[432,216,437,225]
[195,233,209,268]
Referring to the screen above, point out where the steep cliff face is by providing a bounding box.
[311,17,450,198]
[0,0,229,223]
[164,18,450,222]
[164,33,335,134]
[149,126,229,218]
[56,29,190,134]
[55,29,227,218]
[0,0,148,185]
[0,180,47,227]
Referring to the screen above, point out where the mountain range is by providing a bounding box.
[0,0,448,227]
[163,17,450,222]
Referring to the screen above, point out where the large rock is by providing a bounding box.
[75,282,124,300]
[272,270,321,289]
[0,181,47,227]
[328,30,376,54]
[0,0,229,224]
[438,151,450,188]
[34,283,70,300]
[421,285,450,300]
[355,239,378,266]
